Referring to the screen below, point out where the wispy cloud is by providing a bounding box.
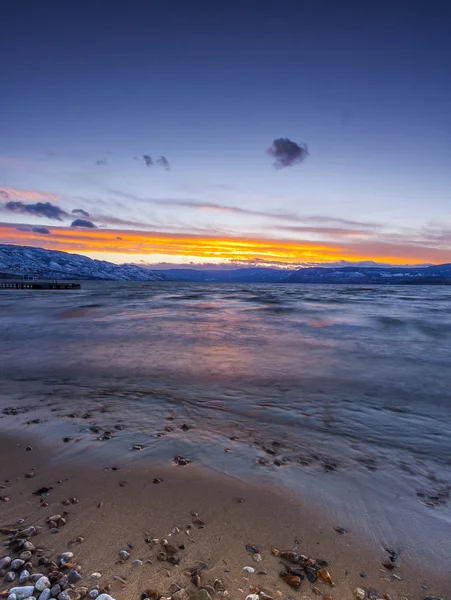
[1,222,449,265]
[0,187,60,203]
[72,208,90,218]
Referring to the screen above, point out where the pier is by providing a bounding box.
[0,279,81,290]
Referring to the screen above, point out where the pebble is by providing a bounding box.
[354,589,366,600]
[57,593,71,600]
[0,556,12,569]
[7,594,17,600]
[67,571,82,584]
[242,567,255,574]
[5,571,17,582]
[24,542,35,552]
[196,591,212,600]
[91,573,102,579]
[35,577,50,592]
[50,585,62,597]
[11,560,25,571]
[38,590,51,600]
[59,552,74,565]
[20,552,32,561]
[132,560,143,567]
[119,550,130,561]
[8,588,35,600]
[96,596,116,600]
[88,592,99,599]
[172,590,189,600]
[281,575,302,590]
[246,595,260,600]
[29,575,44,584]
[252,554,262,562]
[19,570,30,584]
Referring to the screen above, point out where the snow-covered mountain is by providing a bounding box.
[284,264,451,284]
[0,244,172,281]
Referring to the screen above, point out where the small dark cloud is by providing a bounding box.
[71,219,97,228]
[32,226,51,235]
[5,201,68,221]
[143,155,154,167]
[95,159,107,166]
[72,208,90,218]
[267,138,308,168]
[156,156,170,170]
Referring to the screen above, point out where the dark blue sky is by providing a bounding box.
[1,1,451,265]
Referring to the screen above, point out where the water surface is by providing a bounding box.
[1,282,451,565]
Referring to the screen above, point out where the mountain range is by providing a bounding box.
[0,244,172,281]
[0,244,450,284]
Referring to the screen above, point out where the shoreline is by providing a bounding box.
[0,432,449,600]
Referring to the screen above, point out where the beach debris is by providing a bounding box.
[312,587,322,596]
[32,487,53,496]
[317,569,334,586]
[271,548,280,557]
[173,456,191,466]
[252,554,263,562]
[384,549,398,564]
[333,527,346,534]
[242,567,255,574]
[280,574,301,589]
[280,551,299,563]
[354,589,366,600]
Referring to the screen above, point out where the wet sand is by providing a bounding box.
[0,433,449,600]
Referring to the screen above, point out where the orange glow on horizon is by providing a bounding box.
[0,222,449,265]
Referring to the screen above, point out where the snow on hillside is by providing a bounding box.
[0,244,172,281]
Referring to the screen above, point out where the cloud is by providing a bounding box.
[72,208,90,218]
[32,226,51,235]
[1,222,450,265]
[274,225,376,238]
[268,138,309,168]
[0,187,60,203]
[5,201,68,221]
[95,159,106,166]
[70,219,97,228]
[156,156,170,170]
[142,155,170,169]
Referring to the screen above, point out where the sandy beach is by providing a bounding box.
[0,432,448,600]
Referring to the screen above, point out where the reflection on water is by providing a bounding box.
[1,282,451,559]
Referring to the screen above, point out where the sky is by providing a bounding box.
[1,0,451,267]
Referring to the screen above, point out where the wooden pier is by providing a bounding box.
[0,279,81,290]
